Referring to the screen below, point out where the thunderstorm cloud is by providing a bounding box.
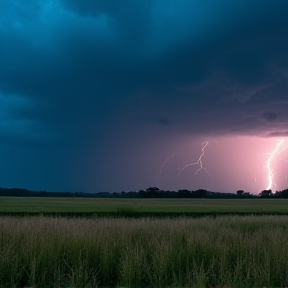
[0,0,287,192]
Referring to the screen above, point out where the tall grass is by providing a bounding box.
[0,216,288,287]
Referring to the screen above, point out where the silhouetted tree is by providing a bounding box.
[281,189,288,198]
[237,190,244,197]
[274,189,288,198]
[138,190,146,197]
[146,187,160,192]
[259,189,272,198]
[145,187,160,197]
[178,189,190,197]
[242,192,253,198]
[191,189,208,198]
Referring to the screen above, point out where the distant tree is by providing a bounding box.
[282,189,288,198]
[242,192,253,198]
[178,189,190,197]
[237,190,244,197]
[259,189,272,198]
[145,187,160,197]
[274,189,288,198]
[146,187,160,193]
[138,190,146,197]
[191,189,208,198]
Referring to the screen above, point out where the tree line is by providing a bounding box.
[0,187,288,198]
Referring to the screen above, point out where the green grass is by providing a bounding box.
[0,197,288,217]
[1,215,288,288]
[1,198,288,287]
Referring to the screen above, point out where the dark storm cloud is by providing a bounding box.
[1,0,287,143]
[0,0,288,191]
[61,0,153,43]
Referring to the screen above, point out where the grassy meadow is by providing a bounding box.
[0,197,288,216]
[1,215,288,288]
[1,198,288,287]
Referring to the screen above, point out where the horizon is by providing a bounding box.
[1,183,287,196]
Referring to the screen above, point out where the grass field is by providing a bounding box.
[1,197,288,287]
[1,215,288,288]
[0,197,288,217]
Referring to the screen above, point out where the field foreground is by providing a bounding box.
[1,197,288,217]
[1,215,288,288]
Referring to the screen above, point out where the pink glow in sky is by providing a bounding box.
[154,136,288,194]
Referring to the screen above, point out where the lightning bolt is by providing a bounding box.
[155,152,176,181]
[178,141,212,178]
[265,139,288,190]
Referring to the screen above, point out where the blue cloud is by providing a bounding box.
[0,0,288,191]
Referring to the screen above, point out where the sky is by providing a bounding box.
[0,0,288,194]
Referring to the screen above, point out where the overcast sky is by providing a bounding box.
[1,0,288,194]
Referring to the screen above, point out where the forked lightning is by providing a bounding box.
[178,141,212,178]
[265,139,288,190]
[155,152,176,181]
